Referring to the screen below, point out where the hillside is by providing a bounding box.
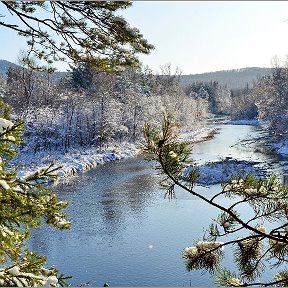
[0,59,273,90]
[180,67,273,90]
[0,59,66,82]
[0,59,18,76]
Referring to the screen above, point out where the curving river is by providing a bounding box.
[28,123,288,286]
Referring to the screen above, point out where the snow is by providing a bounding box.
[11,118,273,187]
[13,142,140,181]
[0,179,10,190]
[184,159,266,185]
[220,119,260,125]
[11,126,217,184]
[219,118,288,158]
[0,118,13,131]
[45,275,58,286]
[217,117,270,127]
[10,122,269,186]
[178,127,216,143]
[8,117,279,187]
[7,266,20,277]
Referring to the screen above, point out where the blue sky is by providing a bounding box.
[1,1,288,74]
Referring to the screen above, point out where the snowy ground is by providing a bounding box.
[177,127,217,143]
[180,118,270,185]
[220,118,260,125]
[11,118,281,186]
[12,142,140,181]
[11,126,217,182]
[195,159,266,185]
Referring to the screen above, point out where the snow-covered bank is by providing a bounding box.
[180,119,270,185]
[195,159,266,185]
[13,142,140,180]
[218,117,288,158]
[221,119,260,125]
[178,127,217,143]
[11,126,217,182]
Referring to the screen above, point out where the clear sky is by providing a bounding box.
[1,1,288,75]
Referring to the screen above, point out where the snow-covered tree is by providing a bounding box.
[251,61,288,136]
[5,58,58,118]
[5,65,36,116]
[4,57,210,156]
[184,81,232,115]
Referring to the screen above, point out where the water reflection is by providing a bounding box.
[62,165,148,235]
[192,125,270,164]
[27,124,288,286]
[192,124,288,179]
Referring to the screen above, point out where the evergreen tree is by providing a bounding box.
[0,100,71,286]
[0,1,154,72]
[70,63,94,91]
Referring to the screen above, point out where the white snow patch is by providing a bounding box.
[12,142,140,182]
[178,127,216,143]
[10,126,218,183]
[221,119,260,125]
[219,118,269,126]
[184,159,266,185]
[0,118,13,132]
[0,180,10,190]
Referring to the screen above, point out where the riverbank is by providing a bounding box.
[185,119,273,185]
[178,126,217,143]
[268,138,288,156]
[16,117,277,186]
[12,126,217,182]
[16,118,281,186]
[196,159,266,185]
[222,119,288,158]
[13,142,140,180]
[220,118,267,126]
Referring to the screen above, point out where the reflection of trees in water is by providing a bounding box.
[55,157,160,239]
[99,170,159,239]
[26,158,160,276]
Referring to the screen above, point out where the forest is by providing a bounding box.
[1,1,288,287]
[0,62,210,154]
[0,58,287,173]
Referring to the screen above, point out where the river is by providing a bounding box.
[28,123,288,286]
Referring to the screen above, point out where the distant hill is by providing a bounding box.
[0,59,273,90]
[0,59,18,76]
[180,67,273,90]
[0,59,67,81]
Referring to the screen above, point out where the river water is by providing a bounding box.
[28,124,288,286]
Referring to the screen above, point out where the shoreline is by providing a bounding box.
[14,117,287,185]
[12,118,288,186]
[12,126,217,183]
